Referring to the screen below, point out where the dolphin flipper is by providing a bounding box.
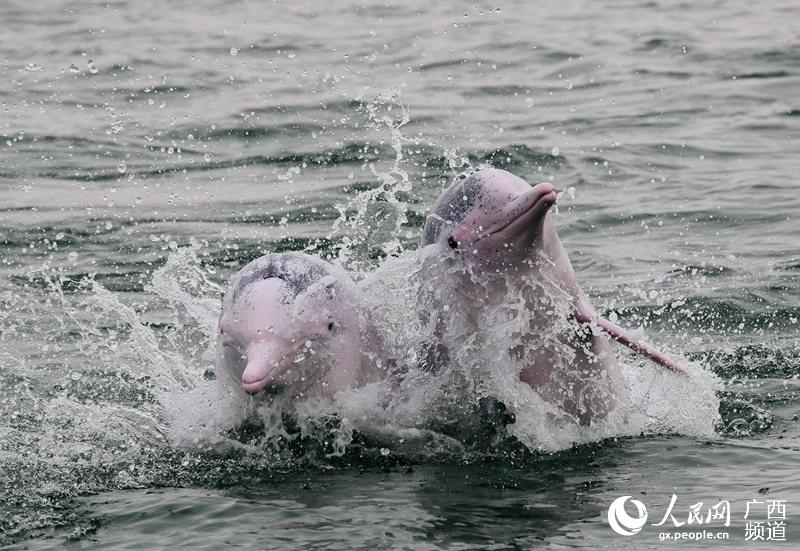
[574,299,688,376]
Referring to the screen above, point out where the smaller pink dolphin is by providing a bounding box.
[217,252,387,398]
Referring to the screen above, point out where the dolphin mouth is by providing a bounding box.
[242,358,282,395]
[241,344,290,395]
[242,377,269,394]
[483,183,557,240]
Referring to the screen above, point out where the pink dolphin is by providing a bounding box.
[422,168,686,424]
[217,252,387,398]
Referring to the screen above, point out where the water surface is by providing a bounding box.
[1,0,799,548]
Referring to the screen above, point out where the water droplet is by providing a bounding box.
[67,252,78,262]
[380,448,390,456]
[117,163,126,174]
[551,147,561,156]
[87,60,98,74]
[230,47,239,56]
[68,64,80,73]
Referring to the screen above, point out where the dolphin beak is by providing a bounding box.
[487,182,557,242]
[242,362,270,394]
[448,182,557,248]
[242,344,285,395]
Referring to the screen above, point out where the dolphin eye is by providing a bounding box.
[327,320,335,331]
[447,235,459,250]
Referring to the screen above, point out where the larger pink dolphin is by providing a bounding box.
[217,252,387,398]
[421,168,686,424]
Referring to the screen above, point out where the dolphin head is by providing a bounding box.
[218,254,361,396]
[422,168,557,273]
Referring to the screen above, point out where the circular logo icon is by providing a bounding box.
[607,495,648,536]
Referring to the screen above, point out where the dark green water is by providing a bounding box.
[1,0,799,548]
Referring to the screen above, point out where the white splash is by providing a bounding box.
[354,248,721,453]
